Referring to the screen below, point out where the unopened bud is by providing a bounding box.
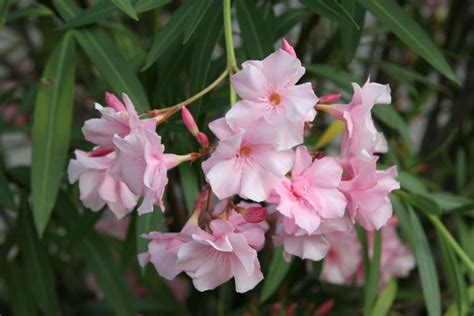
[281,38,297,58]
[243,206,267,223]
[181,106,199,136]
[196,132,209,148]
[315,299,334,316]
[319,93,342,104]
[105,92,126,113]
[90,147,115,157]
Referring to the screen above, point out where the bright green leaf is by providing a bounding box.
[260,247,292,303]
[356,0,459,84]
[31,32,76,236]
[372,280,398,316]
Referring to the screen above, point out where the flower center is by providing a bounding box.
[268,93,282,106]
[239,146,252,158]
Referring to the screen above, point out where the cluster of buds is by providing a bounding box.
[69,39,413,293]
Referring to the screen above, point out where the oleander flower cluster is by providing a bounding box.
[68,39,413,293]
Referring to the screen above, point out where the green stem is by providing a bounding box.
[223,0,237,106]
[363,230,381,316]
[427,213,474,272]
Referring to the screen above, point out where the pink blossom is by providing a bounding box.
[281,38,297,57]
[82,93,155,148]
[176,219,265,293]
[226,49,318,150]
[138,231,191,280]
[202,118,294,202]
[339,155,400,230]
[272,146,347,234]
[67,148,138,219]
[111,127,185,214]
[331,79,391,158]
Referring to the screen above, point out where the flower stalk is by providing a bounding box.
[223,0,237,106]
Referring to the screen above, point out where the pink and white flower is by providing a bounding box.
[272,146,347,234]
[202,118,294,202]
[331,79,391,158]
[339,155,400,230]
[82,93,155,148]
[67,148,138,219]
[225,49,318,150]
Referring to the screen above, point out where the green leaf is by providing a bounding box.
[397,190,441,215]
[31,32,76,236]
[7,4,53,22]
[364,230,381,316]
[142,0,194,70]
[274,9,311,38]
[0,170,14,209]
[340,0,365,64]
[188,0,223,117]
[0,0,14,29]
[301,0,360,29]
[306,64,359,92]
[19,198,60,316]
[260,247,292,303]
[107,22,147,71]
[179,164,200,214]
[438,232,469,316]
[236,0,274,60]
[4,260,37,316]
[134,0,170,13]
[456,148,466,192]
[112,0,138,20]
[136,208,163,253]
[372,105,414,152]
[182,0,213,44]
[355,0,459,84]
[56,195,135,316]
[397,171,429,195]
[74,28,149,112]
[61,2,116,29]
[372,280,398,316]
[392,197,441,316]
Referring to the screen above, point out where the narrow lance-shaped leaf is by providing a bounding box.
[182,0,213,44]
[340,0,365,64]
[112,0,138,20]
[364,230,381,316]
[372,280,398,316]
[31,32,76,236]
[4,260,37,316]
[301,0,360,29]
[356,0,459,84]
[19,198,60,315]
[260,247,292,303]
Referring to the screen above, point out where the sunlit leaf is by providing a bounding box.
[315,120,345,149]
[372,280,397,316]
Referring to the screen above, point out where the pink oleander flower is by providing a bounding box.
[320,230,361,284]
[111,127,187,214]
[176,218,266,293]
[272,146,347,234]
[67,148,138,219]
[202,118,294,202]
[82,93,156,148]
[95,211,130,240]
[331,79,391,158]
[225,49,318,150]
[339,155,400,230]
[273,214,352,262]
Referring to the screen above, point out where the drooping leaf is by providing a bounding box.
[236,0,274,60]
[372,105,414,152]
[260,247,292,303]
[112,0,138,20]
[300,0,360,29]
[19,198,60,316]
[355,0,459,84]
[182,0,213,44]
[364,230,381,316]
[372,280,398,316]
[392,196,441,316]
[340,0,365,64]
[31,32,76,236]
[142,0,195,70]
[74,28,149,112]
[56,195,135,316]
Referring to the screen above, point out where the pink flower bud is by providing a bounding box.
[315,299,334,315]
[105,92,126,113]
[243,206,267,223]
[181,106,199,136]
[281,38,297,58]
[319,93,342,104]
[196,132,209,148]
[89,146,115,157]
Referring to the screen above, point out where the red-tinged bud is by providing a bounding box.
[90,147,115,157]
[196,132,209,148]
[243,206,267,223]
[319,93,342,104]
[281,38,297,58]
[271,303,282,316]
[181,106,199,136]
[105,92,126,113]
[285,303,298,316]
[315,299,334,316]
